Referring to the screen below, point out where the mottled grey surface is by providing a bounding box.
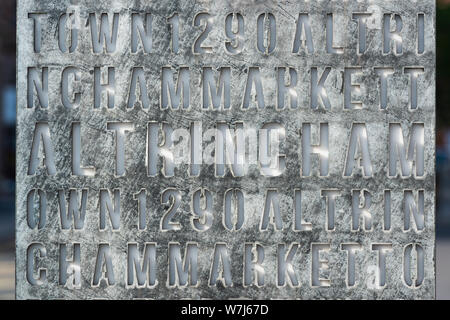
[17,0,435,299]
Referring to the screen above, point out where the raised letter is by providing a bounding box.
[374,67,394,110]
[294,189,312,231]
[311,67,331,110]
[344,123,373,177]
[389,123,425,178]
[72,123,95,176]
[371,244,393,288]
[28,13,46,53]
[311,243,331,287]
[383,14,403,55]
[225,13,244,54]
[302,123,329,176]
[277,67,298,109]
[261,190,283,231]
[209,243,232,287]
[28,67,48,108]
[403,244,425,288]
[352,13,372,54]
[326,14,343,54]
[168,243,198,287]
[147,122,175,177]
[128,67,150,109]
[321,190,341,231]
[28,122,56,175]
[59,13,78,53]
[94,67,115,109]
[58,189,87,230]
[127,243,157,288]
[292,14,314,54]
[260,123,286,177]
[89,13,119,54]
[131,13,152,53]
[93,244,115,286]
[344,67,363,110]
[107,122,134,176]
[27,189,47,230]
[27,243,47,286]
[257,13,276,54]
[59,243,81,288]
[404,190,425,232]
[341,243,362,288]
[191,189,214,232]
[244,243,265,287]
[203,67,231,110]
[404,67,425,110]
[243,67,265,109]
[161,67,190,110]
[99,189,121,231]
[277,243,300,287]
[352,190,373,231]
[62,67,81,108]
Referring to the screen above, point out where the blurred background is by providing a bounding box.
[0,0,449,299]
[0,0,16,300]
[434,0,450,300]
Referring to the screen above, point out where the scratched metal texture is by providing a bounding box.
[16,0,435,299]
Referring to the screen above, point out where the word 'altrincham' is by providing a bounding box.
[28,121,425,178]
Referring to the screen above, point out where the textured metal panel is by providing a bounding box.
[17,0,435,299]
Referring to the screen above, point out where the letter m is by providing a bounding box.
[127,243,157,288]
[168,243,198,287]
[389,123,424,177]
[161,67,190,109]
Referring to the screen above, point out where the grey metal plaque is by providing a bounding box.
[17,0,436,299]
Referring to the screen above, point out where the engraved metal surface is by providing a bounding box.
[17,0,435,299]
